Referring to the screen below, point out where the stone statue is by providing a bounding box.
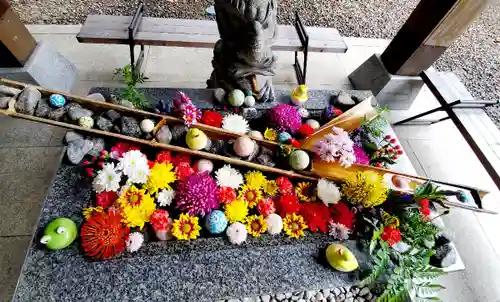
[207,0,278,103]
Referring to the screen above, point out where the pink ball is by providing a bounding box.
[233,136,255,157]
[195,159,214,173]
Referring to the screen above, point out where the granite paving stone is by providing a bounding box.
[0,236,32,302]
[0,147,63,177]
[0,117,60,148]
[0,202,44,236]
[0,174,52,204]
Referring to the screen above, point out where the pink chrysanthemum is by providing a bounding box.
[175,171,219,216]
[173,91,192,113]
[353,145,370,165]
[313,127,356,167]
[182,104,201,127]
[268,104,302,133]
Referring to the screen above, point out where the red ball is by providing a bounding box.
[298,124,315,137]
[390,138,397,143]
[384,135,391,140]
[397,150,403,155]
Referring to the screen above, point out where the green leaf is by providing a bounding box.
[363,141,379,154]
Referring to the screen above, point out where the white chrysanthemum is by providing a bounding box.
[298,107,310,118]
[226,222,247,245]
[157,189,175,207]
[328,222,350,240]
[118,150,150,184]
[92,162,122,193]
[266,214,283,235]
[317,178,341,205]
[215,164,244,189]
[126,232,144,253]
[222,114,249,134]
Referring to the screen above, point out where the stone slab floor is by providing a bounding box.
[1,26,500,301]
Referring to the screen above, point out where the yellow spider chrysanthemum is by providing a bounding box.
[172,213,201,240]
[296,182,317,202]
[118,185,157,230]
[245,215,267,237]
[238,184,263,208]
[245,170,267,189]
[283,213,308,239]
[225,199,249,223]
[262,180,278,197]
[382,212,400,228]
[82,206,104,220]
[144,162,177,195]
[341,171,388,208]
[264,128,278,141]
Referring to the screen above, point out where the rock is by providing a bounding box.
[327,297,335,302]
[0,85,21,96]
[88,137,105,157]
[315,292,324,301]
[67,139,93,164]
[121,116,141,138]
[261,295,271,302]
[336,91,355,106]
[155,125,172,144]
[345,292,353,298]
[64,102,81,111]
[352,288,359,294]
[105,110,121,123]
[35,98,51,118]
[338,294,345,300]
[276,294,286,301]
[345,298,354,302]
[65,131,83,143]
[86,93,105,102]
[322,289,330,298]
[365,293,372,300]
[228,299,241,302]
[285,293,292,299]
[170,124,188,142]
[298,300,306,302]
[358,288,370,297]
[108,94,120,104]
[68,106,93,121]
[120,99,134,108]
[243,298,259,302]
[241,107,261,120]
[96,116,114,132]
[291,296,300,301]
[369,298,376,302]
[15,86,41,115]
[430,236,456,267]
[0,96,10,109]
[356,298,365,302]
[305,291,315,300]
[208,139,225,154]
[213,88,226,103]
[48,107,67,121]
[255,146,275,167]
[143,133,153,140]
[333,288,341,296]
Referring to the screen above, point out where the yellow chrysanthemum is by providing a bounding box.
[144,162,177,195]
[172,213,201,240]
[283,213,308,239]
[264,128,277,141]
[225,199,249,223]
[118,185,156,230]
[382,212,400,228]
[82,206,104,220]
[245,215,267,237]
[341,171,388,208]
[245,170,267,189]
[296,182,317,202]
[238,185,263,208]
[262,180,278,197]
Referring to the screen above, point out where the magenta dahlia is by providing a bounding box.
[353,145,370,165]
[268,104,302,133]
[175,171,219,216]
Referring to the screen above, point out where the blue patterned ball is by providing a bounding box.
[49,94,66,108]
[278,132,292,143]
[204,210,228,234]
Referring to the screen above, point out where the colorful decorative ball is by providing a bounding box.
[228,89,245,107]
[289,150,310,170]
[78,116,94,128]
[195,159,214,173]
[278,132,292,143]
[244,95,256,107]
[233,136,255,157]
[140,119,155,133]
[248,130,264,140]
[204,210,228,234]
[305,119,320,130]
[49,94,66,108]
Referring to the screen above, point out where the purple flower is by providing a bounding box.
[176,172,219,216]
[353,145,370,165]
[268,104,302,133]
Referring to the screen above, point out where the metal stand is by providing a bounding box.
[293,12,309,85]
[128,3,145,80]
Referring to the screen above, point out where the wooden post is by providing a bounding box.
[0,0,37,67]
[381,0,492,76]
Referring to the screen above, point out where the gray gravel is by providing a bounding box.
[11,0,500,124]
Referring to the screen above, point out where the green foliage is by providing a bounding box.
[400,210,440,247]
[414,181,450,209]
[360,106,390,138]
[114,64,148,109]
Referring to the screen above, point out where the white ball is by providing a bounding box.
[266,214,283,235]
[140,119,155,133]
[244,95,256,107]
[195,159,214,173]
[228,89,245,107]
[226,222,247,245]
[305,119,320,129]
[233,136,255,157]
[289,150,310,170]
[248,130,264,140]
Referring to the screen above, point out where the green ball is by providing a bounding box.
[289,150,310,170]
[228,89,245,107]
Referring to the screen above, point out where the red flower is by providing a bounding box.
[288,138,301,148]
[300,202,330,233]
[384,135,392,140]
[85,167,94,177]
[390,138,397,144]
[172,154,191,166]
[150,209,170,231]
[257,198,276,216]
[155,151,172,164]
[298,124,315,137]
[394,145,401,150]
[329,201,355,229]
[397,150,403,155]
[81,211,130,260]
[175,162,194,181]
[110,142,140,159]
[418,199,431,216]
[276,177,294,195]
[96,191,118,209]
[201,110,223,128]
[381,226,402,246]
[333,108,343,116]
[218,187,237,204]
[147,160,155,169]
[82,160,90,165]
[277,194,300,216]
